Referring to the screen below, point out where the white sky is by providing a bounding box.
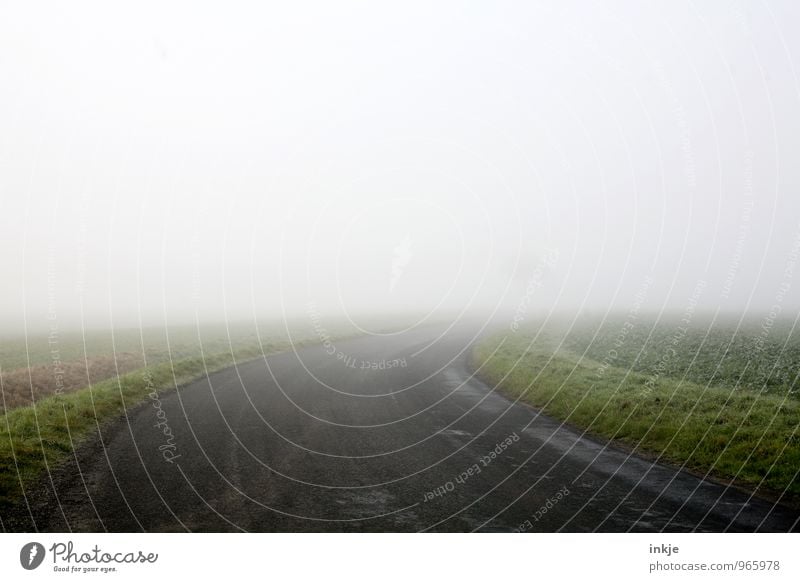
[1,1,799,333]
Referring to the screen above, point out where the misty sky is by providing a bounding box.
[1,1,799,334]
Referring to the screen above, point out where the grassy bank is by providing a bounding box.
[473,320,800,498]
[0,343,285,509]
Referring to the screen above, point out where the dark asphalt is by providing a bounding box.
[8,324,800,532]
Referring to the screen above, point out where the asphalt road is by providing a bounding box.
[9,323,800,532]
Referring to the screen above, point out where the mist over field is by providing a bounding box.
[4,2,800,543]
[2,1,800,336]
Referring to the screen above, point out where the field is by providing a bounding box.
[473,314,800,499]
[0,323,296,413]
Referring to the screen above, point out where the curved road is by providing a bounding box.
[9,323,800,532]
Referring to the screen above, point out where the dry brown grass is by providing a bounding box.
[0,353,146,414]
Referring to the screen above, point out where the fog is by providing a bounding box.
[2,1,799,335]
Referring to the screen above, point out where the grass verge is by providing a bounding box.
[0,343,285,510]
[473,330,800,498]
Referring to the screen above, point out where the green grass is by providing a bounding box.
[560,315,800,397]
[0,342,283,509]
[473,318,800,497]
